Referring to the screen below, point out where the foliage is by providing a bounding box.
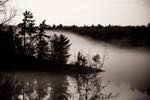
[36,20,50,60]
[50,34,71,64]
[76,52,88,66]
[18,11,36,54]
[15,11,72,65]
[74,52,116,100]
[0,10,118,100]
[51,24,150,48]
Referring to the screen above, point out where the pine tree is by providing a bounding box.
[36,20,50,60]
[75,53,116,100]
[18,11,36,54]
[50,34,71,64]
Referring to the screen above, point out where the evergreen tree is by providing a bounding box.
[18,11,36,54]
[75,53,116,100]
[36,20,50,60]
[50,34,71,64]
[76,52,88,66]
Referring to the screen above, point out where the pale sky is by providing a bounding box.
[9,0,150,26]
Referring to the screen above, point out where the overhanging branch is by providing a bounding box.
[0,0,9,6]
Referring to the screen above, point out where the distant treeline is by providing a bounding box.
[49,24,150,48]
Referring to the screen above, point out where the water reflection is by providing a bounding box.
[46,30,150,99]
[0,72,70,100]
[1,30,150,100]
[0,70,113,100]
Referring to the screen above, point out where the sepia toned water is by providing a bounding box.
[47,30,150,100]
[2,30,150,100]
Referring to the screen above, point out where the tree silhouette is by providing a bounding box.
[74,53,116,100]
[76,52,88,66]
[50,34,71,64]
[53,24,56,29]
[147,23,150,29]
[14,33,24,54]
[0,9,121,100]
[36,20,50,60]
[75,73,115,100]
[0,26,16,64]
[18,11,36,54]
[54,24,150,48]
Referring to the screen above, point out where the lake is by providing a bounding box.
[47,30,150,100]
[1,30,150,100]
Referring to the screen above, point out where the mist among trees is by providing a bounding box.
[0,4,115,100]
[4,0,150,99]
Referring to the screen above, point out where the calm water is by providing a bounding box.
[47,30,150,100]
[2,30,150,100]
[48,30,149,81]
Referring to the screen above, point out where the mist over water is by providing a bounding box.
[4,29,149,100]
[47,30,150,100]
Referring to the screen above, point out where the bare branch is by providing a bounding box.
[0,0,17,25]
[0,8,17,25]
[0,0,9,6]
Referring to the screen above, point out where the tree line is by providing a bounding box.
[0,10,72,68]
[49,24,150,48]
[0,52,116,100]
[0,1,116,99]
[0,10,116,99]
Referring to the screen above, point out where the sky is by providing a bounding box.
[8,0,150,26]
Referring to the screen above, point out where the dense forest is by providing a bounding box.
[49,24,150,48]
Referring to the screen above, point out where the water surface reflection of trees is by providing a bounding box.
[0,9,117,100]
[0,52,116,100]
[0,72,116,100]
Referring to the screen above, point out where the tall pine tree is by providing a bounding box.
[50,34,71,64]
[36,20,50,60]
[18,11,36,55]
